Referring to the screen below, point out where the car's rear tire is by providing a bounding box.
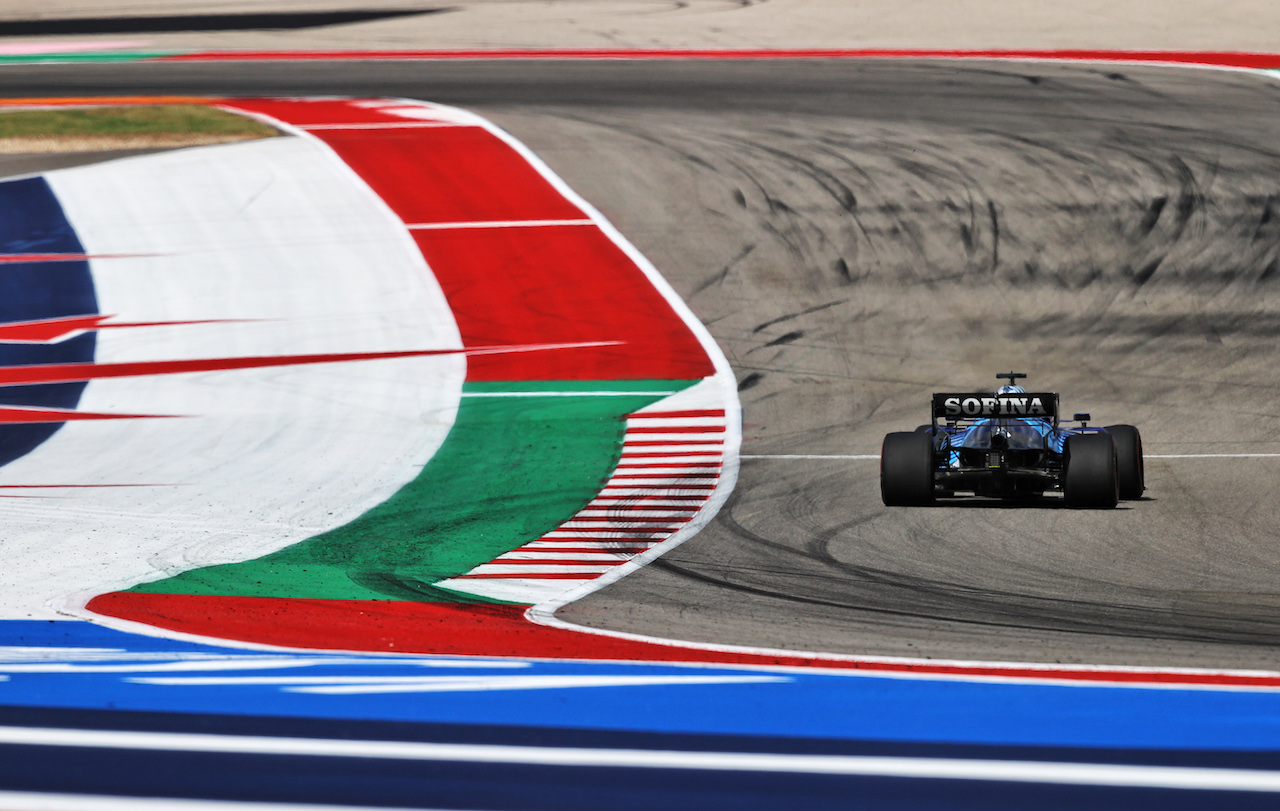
[881,432,935,506]
[1063,433,1119,509]
[1105,424,1144,500]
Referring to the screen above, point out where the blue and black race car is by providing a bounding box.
[880,373,1144,509]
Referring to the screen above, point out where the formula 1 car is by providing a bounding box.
[880,372,1144,509]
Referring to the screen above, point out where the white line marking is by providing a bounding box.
[128,675,781,693]
[525,537,660,543]
[743,453,1280,460]
[0,792,429,811]
[619,445,724,452]
[742,454,878,460]
[406,219,594,230]
[287,674,783,695]
[522,542,658,550]
[462,391,681,398]
[0,656,529,674]
[1147,453,1280,459]
[595,489,716,497]
[561,515,688,522]
[497,551,636,560]
[1,726,1278,791]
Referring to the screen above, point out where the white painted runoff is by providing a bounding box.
[0,134,463,619]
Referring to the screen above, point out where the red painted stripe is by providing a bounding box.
[222,97,714,383]
[152,49,1280,69]
[300,122,461,131]
[488,558,629,565]
[312,127,585,224]
[565,520,683,527]
[626,425,725,434]
[581,514,696,521]
[455,572,604,580]
[590,495,710,501]
[608,492,712,500]
[412,227,714,381]
[513,547,651,554]
[624,438,723,444]
[609,470,721,475]
[579,508,698,515]
[540,536,668,542]
[0,343,604,386]
[601,484,716,491]
[629,410,726,420]
[0,405,174,424]
[87,593,1280,687]
[0,315,252,344]
[620,451,723,459]
[577,518,694,524]
[615,462,721,469]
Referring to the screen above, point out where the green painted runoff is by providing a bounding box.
[127,382,691,603]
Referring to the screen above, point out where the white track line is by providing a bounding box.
[0,726,1278,792]
[1147,453,1280,459]
[740,454,1280,460]
[742,454,880,460]
[0,793,436,811]
[461,391,682,397]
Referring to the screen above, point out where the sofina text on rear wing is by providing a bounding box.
[931,392,1060,422]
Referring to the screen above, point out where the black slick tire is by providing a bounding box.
[881,431,935,506]
[1063,433,1119,509]
[1104,424,1144,500]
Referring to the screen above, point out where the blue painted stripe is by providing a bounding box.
[1,704,1278,771]
[0,176,98,466]
[3,622,1280,756]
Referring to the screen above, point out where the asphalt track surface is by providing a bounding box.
[4,58,1280,671]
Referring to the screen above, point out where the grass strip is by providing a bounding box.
[0,104,276,138]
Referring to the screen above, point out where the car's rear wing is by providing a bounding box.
[932,392,1060,425]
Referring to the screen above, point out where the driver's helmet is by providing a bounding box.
[996,384,1025,395]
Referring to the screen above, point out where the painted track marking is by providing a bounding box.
[0,793,427,811]
[406,219,595,229]
[741,453,1280,460]
[144,49,1280,72]
[1,725,1279,791]
[298,121,463,130]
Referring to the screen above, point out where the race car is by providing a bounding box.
[880,372,1144,509]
